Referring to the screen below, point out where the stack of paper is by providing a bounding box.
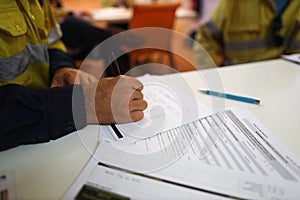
[64,75,300,200]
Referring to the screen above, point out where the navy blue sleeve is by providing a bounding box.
[0,84,87,151]
[48,49,77,80]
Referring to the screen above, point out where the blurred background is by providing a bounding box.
[51,0,220,73]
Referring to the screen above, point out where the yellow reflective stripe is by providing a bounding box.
[224,36,291,52]
[0,48,29,81]
[288,39,300,50]
[0,62,50,90]
[204,20,222,42]
[0,43,48,81]
[225,39,269,52]
[28,43,49,63]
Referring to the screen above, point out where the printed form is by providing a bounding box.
[64,75,300,200]
[95,107,300,199]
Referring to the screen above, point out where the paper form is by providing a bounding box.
[63,152,232,200]
[95,106,300,200]
[64,73,300,199]
[83,164,232,200]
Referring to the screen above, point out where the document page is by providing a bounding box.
[81,164,232,200]
[95,106,300,200]
[64,148,232,200]
[64,73,300,199]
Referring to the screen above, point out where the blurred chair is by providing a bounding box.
[128,3,180,69]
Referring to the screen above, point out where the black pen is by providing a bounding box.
[109,52,123,139]
[111,124,123,139]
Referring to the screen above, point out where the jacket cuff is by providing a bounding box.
[48,49,77,80]
[46,85,87,140]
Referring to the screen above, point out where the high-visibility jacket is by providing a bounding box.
[0,0,85,151]
[194,0,300,67]
[0,0,67,89]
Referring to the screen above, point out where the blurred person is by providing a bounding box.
[194,0,300,67]
[0,0,147,151]
[59,13,131,76]
[59,13,112,61]
[50,0,130,75]
[50,0,113,60]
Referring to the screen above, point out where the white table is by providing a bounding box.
[90,7,197,23]
[166,59,300,157]
[0,59,299,199]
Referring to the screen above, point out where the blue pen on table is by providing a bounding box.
[199,89,260,105]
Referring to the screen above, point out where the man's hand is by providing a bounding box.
[51,68,97,87]
[83,75,147,124]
